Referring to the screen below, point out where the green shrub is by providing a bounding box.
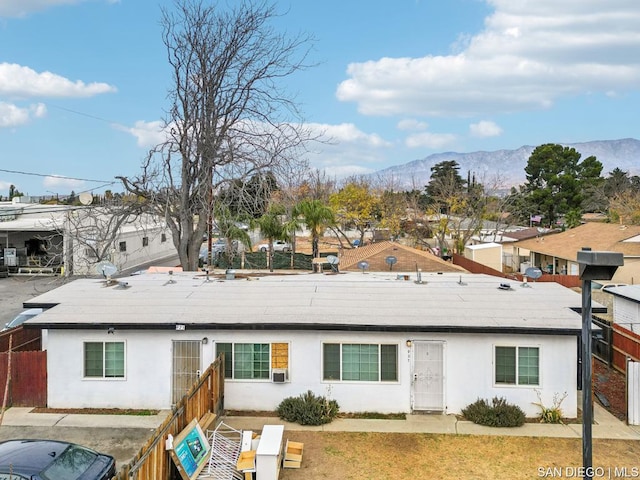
[276,390,340,425]
[462,396,525,427]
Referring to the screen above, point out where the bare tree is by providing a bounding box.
[46,199,152,275]
[119,0,314,270]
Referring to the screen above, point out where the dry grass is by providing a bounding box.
[279,432,640,480]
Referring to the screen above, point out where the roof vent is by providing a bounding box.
[498,283,512,291]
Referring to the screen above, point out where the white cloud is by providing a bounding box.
[43,175,85,190]
[405,132,456,149]
[300,122,393,177]
[0,101,46,127]
[469,120,503,138]
[0,63,116,98]
[119,119,391,181]
[0,0,115,17]
[336,1,640,117]
[306,122,392,148]
[118,120,168,148]
[397,119,429,131]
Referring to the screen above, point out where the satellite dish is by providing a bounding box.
[357,260,369,273]
[385,255,397,271]
[525,267,543,280]
[326,255,339,265]
[79,192,93,205]
[96,261,118,278]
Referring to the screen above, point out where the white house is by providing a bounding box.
[25,271,588,418]
[605,285,640,334]
[0,199,175,275]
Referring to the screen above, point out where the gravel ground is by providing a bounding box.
[593,358,627,421]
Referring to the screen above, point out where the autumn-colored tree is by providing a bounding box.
[609,190,640,225]
[329,182,379,246]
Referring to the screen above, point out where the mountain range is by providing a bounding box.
[372,138,640,190]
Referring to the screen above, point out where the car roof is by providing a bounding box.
[3,308,44,330]
[0,439,70,475]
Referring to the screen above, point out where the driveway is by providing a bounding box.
[0,274,169,470]
[0,275,69,327]
[0,424,156,470]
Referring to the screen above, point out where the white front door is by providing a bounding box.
[411,341,445,411]
[171,340,201,405]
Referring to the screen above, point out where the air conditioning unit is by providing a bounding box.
[272,368,288,383]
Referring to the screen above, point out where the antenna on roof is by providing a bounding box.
[96,261,118,287]
[326,255,339,273]
[457,275,467,286]
[524,267,543,282]
[385,256,397,271]
[79,192,93,206]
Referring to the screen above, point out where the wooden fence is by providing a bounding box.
[0,326,41,352]
[452,253,582,288]
[612,323,640,374]
[114,354,225,480]
[0,327,47,407]
[0,350,47,407]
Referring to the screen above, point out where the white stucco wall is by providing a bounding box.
[44,329,578,418]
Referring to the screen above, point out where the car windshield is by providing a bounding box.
[5,312,38,330]
[40,444,98,480]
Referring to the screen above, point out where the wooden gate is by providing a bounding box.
[0,350,47,407]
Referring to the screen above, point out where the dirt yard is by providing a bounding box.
[278,432,640,480]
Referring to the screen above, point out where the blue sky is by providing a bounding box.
[1,0,639,196]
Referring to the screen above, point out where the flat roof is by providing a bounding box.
[24,271,588,335]
[604,284,640,303]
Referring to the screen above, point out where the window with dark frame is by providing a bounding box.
[216,342,289,380]
[142,237,149,247]
[322,343,398,382]
[119,241,127,252]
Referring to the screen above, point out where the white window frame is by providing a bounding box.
[83,340,126,380]
[493,344,540,387]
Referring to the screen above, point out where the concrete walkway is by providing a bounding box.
[224,402,640,440]
[1,402,638,440]
[0,407,171,429]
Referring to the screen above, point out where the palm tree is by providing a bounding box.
[212,205,251,268]
[294,199,335,269]
[255,211,287,272]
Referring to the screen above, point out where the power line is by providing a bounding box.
[0,168,114,184]
[48,103,125,127]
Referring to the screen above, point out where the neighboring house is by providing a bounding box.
[463,242,503,272]
[471,227,550,273]
[0,198,175,276]
[25,270,588,418]
[604,285,640,334]
[513,223,640,282]
[338,240,467,273]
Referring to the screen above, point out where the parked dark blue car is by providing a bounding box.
[0,439,116,480]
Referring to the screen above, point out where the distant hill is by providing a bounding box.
[372,138,640,190]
